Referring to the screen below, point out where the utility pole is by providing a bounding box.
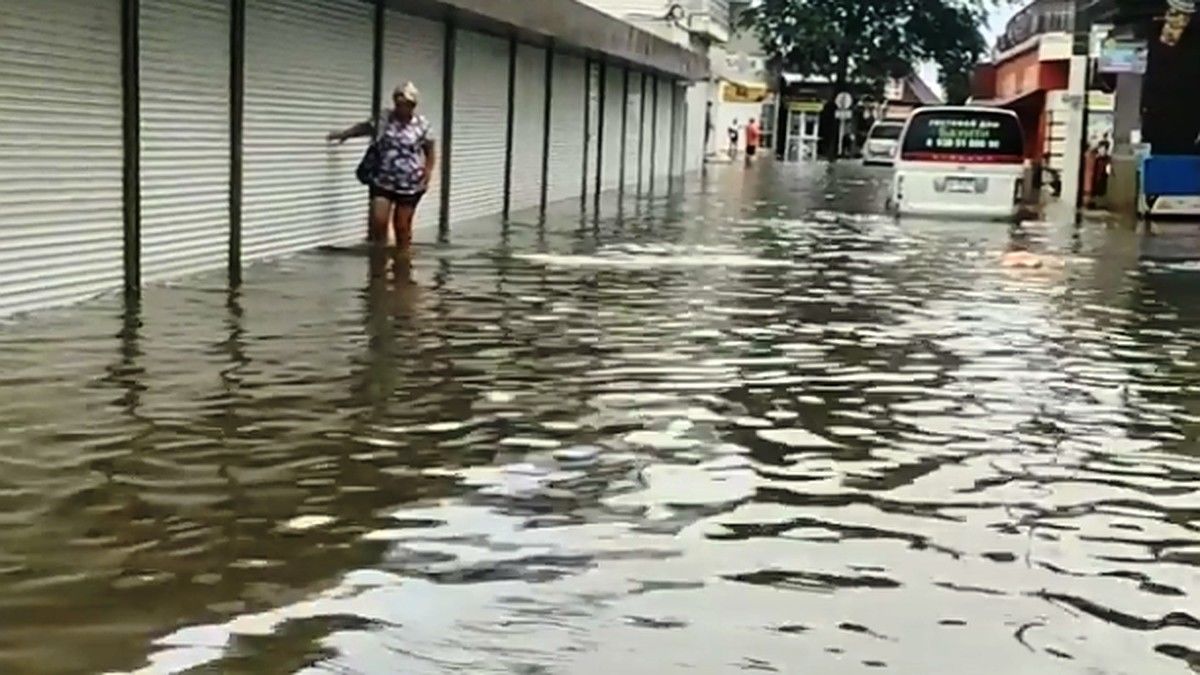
[1065,0,1099,214]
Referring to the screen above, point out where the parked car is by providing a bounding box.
[891,106,1028,220]
[863,121,905,166]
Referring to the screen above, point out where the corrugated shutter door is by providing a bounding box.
[625,72,642,189]
[655,78,673,181]
[510,44,547,214]
[673,84,687,177]
[382,11,444,232]
[601,64,623,192]
[546,53,585,205]
[641,75,657,194]
[449,31,509,224]
[140,0,230,282]
[0,0,123,315]
[584,62,600,203]
[685,81,707,173]
[243,0,371,262]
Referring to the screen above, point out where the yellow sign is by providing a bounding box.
[722,80,769,103]
[788,101,823,113]
[1088,91,1115,112]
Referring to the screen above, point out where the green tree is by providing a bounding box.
[740,0,999,104]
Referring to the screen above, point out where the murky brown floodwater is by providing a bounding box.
[1,162,1198,674]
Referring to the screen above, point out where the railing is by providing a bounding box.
[996,0,1077,53]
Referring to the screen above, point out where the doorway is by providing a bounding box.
[784,105,820,162]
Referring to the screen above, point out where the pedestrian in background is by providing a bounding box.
[328,82,436,265]
[704,101,715,157]
[744,118,761,165]
[727,119,740,160]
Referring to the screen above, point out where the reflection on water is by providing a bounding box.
[1,163,1198,674]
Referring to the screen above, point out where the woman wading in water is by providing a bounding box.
[328,82,435,272]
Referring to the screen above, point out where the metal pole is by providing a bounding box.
[1074,8,1099,215]
[228,0,245,286]
[594,62,607,210]
[619,67,629,195]
[439,23,455,239]
[581,57,591,209]
[370,0,384,119]
[539,47,554,216]
[502,38,517,220]
[121,0,141,295]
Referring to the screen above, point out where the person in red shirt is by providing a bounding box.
[744,118,762,164]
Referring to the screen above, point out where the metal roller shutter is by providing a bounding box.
[382,11,445,232]
[685,81,707,174]
[449,31,509,224]
[584,61,601,204]
[243,0,371,262]
[545,53,585,205]
[625,71,643,190]
[655,78,673,181]
[140,0,230,282]
[601,64,623,192]
[0,0,123,315]
[673,83,687,177]
[641,75,657,194]
[510,44,547,215]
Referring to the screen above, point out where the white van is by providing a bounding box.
[863,121,905,166]
[891,107,1028,219]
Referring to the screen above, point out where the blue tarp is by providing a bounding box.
[1142,155,1200,196]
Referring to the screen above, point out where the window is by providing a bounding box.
[869,123,904,140]
[900,109,1025,162]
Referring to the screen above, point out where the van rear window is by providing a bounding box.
[869,124,904,140]
[900,110,1025,163]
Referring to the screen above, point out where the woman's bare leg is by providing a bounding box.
[368,197,393,276]
[368,197,392,243]
[391,204,416,253]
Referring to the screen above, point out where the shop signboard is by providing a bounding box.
[1098,39,1149,74]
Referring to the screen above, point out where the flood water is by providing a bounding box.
[1,163,1199,674]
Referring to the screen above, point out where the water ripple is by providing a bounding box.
[0,164,1197,674]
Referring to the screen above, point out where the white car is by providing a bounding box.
[863,121,904,166]
[891,106,1028,220]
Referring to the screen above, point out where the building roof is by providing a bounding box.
[904,74,942,105]
[388,0,709,80]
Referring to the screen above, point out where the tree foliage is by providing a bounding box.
[740,0,1000,104]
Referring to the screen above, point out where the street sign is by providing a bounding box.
[835,109,853,120]
[835,92,853,110]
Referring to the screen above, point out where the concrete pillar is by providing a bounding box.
[1062,55,1088,207]
[1109,72,1144,216]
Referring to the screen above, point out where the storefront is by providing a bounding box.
[973,33,1071,171]
[1138,1,1200,215]
[0,0,706,316]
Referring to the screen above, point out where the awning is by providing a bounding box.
[971,88,1045,109]
[721,79,770,103]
